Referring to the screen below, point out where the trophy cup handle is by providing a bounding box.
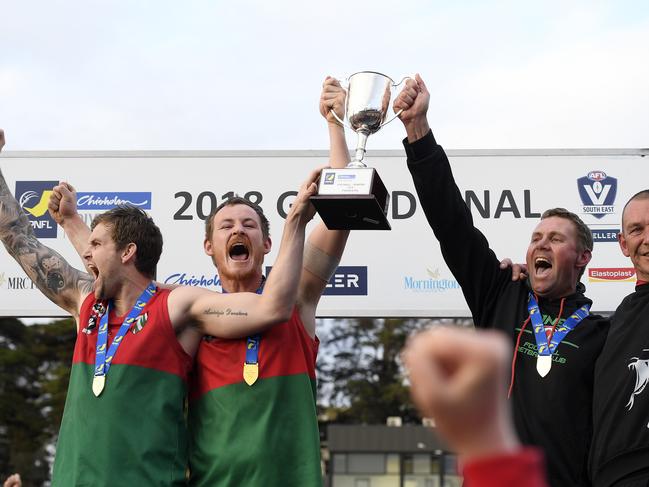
[380,76,413,128]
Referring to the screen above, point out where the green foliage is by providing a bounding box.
[317,318,425,425]
[0,318,75,485]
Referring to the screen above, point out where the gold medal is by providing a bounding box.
[536,355,552,377]
[243,363,259,386]
[92,375,106,397]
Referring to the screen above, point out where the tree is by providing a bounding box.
[317,317,425,424]
[0,318,74,485]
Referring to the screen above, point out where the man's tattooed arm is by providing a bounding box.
[0,168,93,316]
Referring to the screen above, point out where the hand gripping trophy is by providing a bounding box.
[311,71,407,230]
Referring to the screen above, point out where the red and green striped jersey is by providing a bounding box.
[188,307,322,487]
[52,289,193,487]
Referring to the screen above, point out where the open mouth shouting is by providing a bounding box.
[228,240,250,262]
[534,256,553,278]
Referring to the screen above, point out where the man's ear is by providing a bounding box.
[576,248,592,271]
[122,243,137,264]
[204,238,214,256]
[263,237,272,255]
[618,232,631,258]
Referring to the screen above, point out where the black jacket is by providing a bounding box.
[590,283,649,487]
[405,131,609,487]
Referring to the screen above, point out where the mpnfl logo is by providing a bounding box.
[323,172,336,185]
[577,170,617,219]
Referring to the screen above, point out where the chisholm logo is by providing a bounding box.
[404,268,461,293]
[164,273,220,288]
[588,267,636,282]
[76,192,152,210]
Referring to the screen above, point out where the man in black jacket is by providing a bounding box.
[589,190,649,487]
[394,75,609,487]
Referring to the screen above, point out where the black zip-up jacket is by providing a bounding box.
[405,131,609,487]
[590,283,649,486]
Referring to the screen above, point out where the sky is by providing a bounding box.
[1,0,648,152]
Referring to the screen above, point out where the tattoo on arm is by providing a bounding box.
[0,170,93,312]
[203,308,249,317]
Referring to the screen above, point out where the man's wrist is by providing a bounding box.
[404,118,431,143]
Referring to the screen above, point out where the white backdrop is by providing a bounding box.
[0,148,646,317]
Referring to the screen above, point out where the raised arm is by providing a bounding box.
[169,168,319,339]
[48,182,92,269]
[0,130,92,320]
[296,77,352,336]
[394,76,509,323]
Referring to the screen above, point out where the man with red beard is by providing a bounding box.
[48,78,351,487]
[589,190,649,487]
[0,129,320,486]
[392,76,609,487]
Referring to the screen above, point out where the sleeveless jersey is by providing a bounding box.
[52,289,193,486]
[188,307,321,487]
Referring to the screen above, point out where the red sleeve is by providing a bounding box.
[461,448,548,487]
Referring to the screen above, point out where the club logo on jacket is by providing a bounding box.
[626,349,649,428]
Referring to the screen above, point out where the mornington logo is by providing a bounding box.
[164,273,220,288]
[626,350,649,428]
[577,170,617,219]
[588,267,635,282]
[323,172,336,185]
[15,181,58,238]
[404,268,461,293]
[76,192,152,210]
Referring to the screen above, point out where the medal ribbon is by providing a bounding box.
[94,282,157,382]
[527,293,589,356]
[222,277,265,386]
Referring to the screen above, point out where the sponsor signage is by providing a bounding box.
[591,228,620,243]
[404,268,461,293]
[163,273,220,288]
[15,181,58,238]
[588,267,635,282]
[0,271,35,290]
[265,265,368,296]
[577,170,618,219]
[76,192,152,210]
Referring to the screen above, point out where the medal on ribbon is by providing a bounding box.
[527,293,589,378]
[92,282,157,396]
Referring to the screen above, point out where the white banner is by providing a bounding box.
[0,148,646,317]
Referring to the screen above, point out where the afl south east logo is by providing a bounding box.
[577,170,617,219]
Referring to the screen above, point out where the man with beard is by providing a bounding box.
[589,190,649,487]
[0,128,319,486]
[392,76,609,486]
[48,77,351,487]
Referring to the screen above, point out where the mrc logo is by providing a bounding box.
[15,181,58,238]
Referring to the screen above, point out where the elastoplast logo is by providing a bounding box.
[591,228,620,243]
[76,192,152,210]
[404,268,461,293]
[15,181,58,238]
[164,273,220,288]
[265,265,368,296]
[588,267,636,282]
[577,170,617,219]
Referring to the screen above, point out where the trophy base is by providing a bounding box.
[310,167,391,230]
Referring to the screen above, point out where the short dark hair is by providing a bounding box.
[621,190,649,230]
[91,205,163,278]
[204,196,270,241]
[541,208,593,252]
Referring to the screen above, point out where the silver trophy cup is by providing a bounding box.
[311,71,407,230]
